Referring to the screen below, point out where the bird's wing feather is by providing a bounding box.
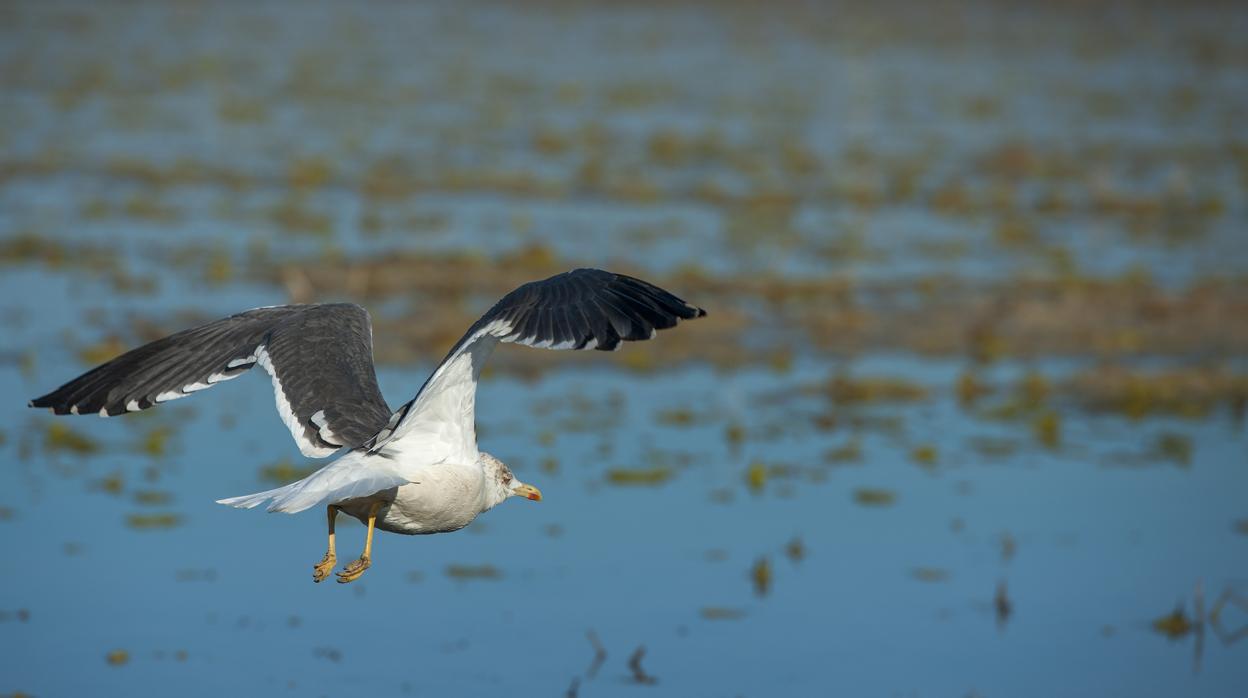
[365,268,706,461]
[29,304,392,457]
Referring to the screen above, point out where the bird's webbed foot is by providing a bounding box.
[336,556,371,584]
[312,551,337,583]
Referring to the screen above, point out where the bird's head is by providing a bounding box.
[480,451,542,509]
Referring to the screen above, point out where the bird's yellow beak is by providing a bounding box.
[513,483,543,501]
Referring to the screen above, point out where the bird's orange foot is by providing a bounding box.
[312,552,336,583]
[336,556,371,584]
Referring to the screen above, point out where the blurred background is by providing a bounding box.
[2,1,1246,695]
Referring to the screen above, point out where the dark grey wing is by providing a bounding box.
[29,304,391,457]
[476,267,707,351]
[364,268,705,459]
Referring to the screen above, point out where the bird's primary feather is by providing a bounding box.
[29,304,391,456]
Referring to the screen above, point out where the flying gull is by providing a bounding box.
[30,268,705,583]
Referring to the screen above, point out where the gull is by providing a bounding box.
[30,269,705,583]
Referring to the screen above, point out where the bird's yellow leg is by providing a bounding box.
[312,505,338,583]
[336,502,380,584]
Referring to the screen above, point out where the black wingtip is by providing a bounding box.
[678,302,707,320]
[30,394,68,414]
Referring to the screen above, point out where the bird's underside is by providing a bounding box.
[30,268,706,583]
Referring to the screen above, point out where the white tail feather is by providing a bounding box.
[216,451,411,513]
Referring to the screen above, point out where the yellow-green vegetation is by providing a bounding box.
[132,490,173,506]
[218,95,267,123]
[44,423,99,455]
[827,375,928,405]
[258,458,319,485]
[93,472,124,495]
[785,537,806,563]
[853,488,897,507]
[218,242,1248,376]
[288,156,334,190]
[77,336,127,366]
[0,233,96,268]
[137,426,174,458]
[746,461,767,493]
[750,557,772,597]
[1032,411,1062,449]
[655,408,696,426]
[1151,607,1193,638]
[910,445,939,468]
[605,466,672,486]
[122,195,181,223]
[1151,432,1193,467]
[1069,366,1248,419]
[203,249,232,285]
[1018,372,1051,409]
[956,371,992,407]
[822,439,862,464]
[270,199,333,237]
[125,513,182,530]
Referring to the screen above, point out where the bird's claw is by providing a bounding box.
[336,556,371,584]
[312,552,336,583]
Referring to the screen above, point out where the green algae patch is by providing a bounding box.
[44,423,99,456]
[1032,411,1062,449]
[655,408,696,426]
[125,513,183,530]
[785,536,806,563]
[132,490,173,506]
[258,458,318,485]
[606,466,672,486]
[76,336,127,366]
[853,488,897,507]
[137,426,175,458]
[910,445,939,468]
[827,375,929,405]
[1151,432,1193,467]
[1070,367,1248,419]
[823,439,863,464]
[751,557,772,597]
[746,461,767,493]
[1152,607,1193,639]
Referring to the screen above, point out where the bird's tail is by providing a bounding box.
[216,451,411,513]
[216,486,290,510]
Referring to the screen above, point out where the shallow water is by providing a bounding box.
[2,1,1247,697]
